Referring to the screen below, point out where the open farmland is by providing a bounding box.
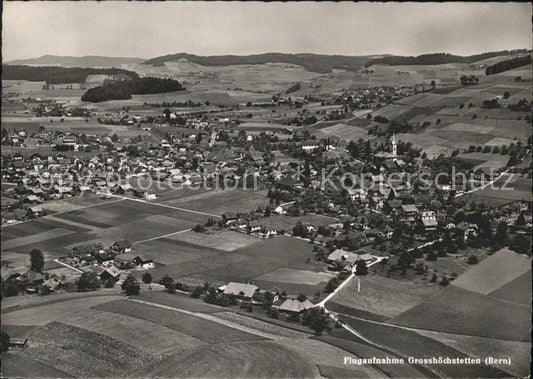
[315,334,431,378]
[329,274,438,319]
[337,316,513,379]
[22,322,152,377]
[159,189,270,215]
[2,295,123,326]
[465,174,531,206]
[164,230,259,252]
[93,299,265,344]
[313,122,370,141]
[1,352,74,379]
[1,196,212,259]
[147,235,324,296]
[133,340,318,379]
[60,308,206,355]
[134,291,227,313]
[416,329,532,377]
[488,269,532,305]
[450,248,531,295]
[390,285,531,341]
[251,213,338,231]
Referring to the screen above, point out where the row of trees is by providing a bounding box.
[81,77,185,102]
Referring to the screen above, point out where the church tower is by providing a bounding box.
[391,133,397,156]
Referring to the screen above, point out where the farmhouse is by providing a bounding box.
[421,210,438,231]
[276,298,315,314]
[113,239,133,253]
[133,255,155,268]
[26,206,43,218]
[99,266,122,283]
[400,204,419,223]
[221,282,258,300]
[327,249,360,266]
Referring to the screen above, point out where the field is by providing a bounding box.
[465,174,531,206]
[159,189,270,215]
[133,340,318,378]
[456,152,510,170]
[450,248,531,295]
[337,316,513,379]
[251,213,339,231]
[372,70,532,157]
[147,235,325,297]
[1,197,211,259]
[488,269,532,305]
[1,352,74,378]
[315,334,431,378]
[313,122,370,141]
[416,329,532,377]
[164,230,259,252]
[60,308,206,355]
[23,322,152,377]
[93,299,264,344]
[2,295,124,326]
[390,285,531,341]
[329,274,438,319]
[134,291,227,313]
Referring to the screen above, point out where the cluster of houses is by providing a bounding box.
[63,239,154,283]
[218,281,315,317]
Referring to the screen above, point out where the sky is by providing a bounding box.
[2,2,531,61]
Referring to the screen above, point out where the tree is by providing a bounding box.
[190,286,203,298]
[509,234,532,255]
[302,307,331,335]
[29,249,45,272]
[503,91,510,99]
[494,221,508,245]
[466,255,479,264]
[192,224,206,233]
[121,274,140,296]
[204,285,218,304]
[514,213,526,226]
[325,277,340,292]
[0,331,10,353]
[297,293,307,302]
[142,272,152,284]
[355,260,368,275]
[159,274,174,291]
[77,272,100,291]
[426,251,437,261]
[292,221,308,238]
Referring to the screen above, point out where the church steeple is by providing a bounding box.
[391,133,397,156]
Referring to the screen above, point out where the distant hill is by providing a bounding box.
[2,65,139,84]
[5,55,145,68]
[142,52,375,73]
[364,50,531,67]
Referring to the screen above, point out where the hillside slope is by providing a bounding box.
[142,52,373,73]
[6,55,145,68]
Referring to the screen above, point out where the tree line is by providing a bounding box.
[2,65,138,84]
[81,77,185,102]
[485,55,532,75]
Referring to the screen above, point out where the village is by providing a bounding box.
[1,3,532,375]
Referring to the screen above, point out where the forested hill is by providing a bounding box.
[5,55,145,68]
[2,65,139,84]
[81,77,185,103]
[364,50,531,67]
[142,52,374,73]
[485,55,532,75]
